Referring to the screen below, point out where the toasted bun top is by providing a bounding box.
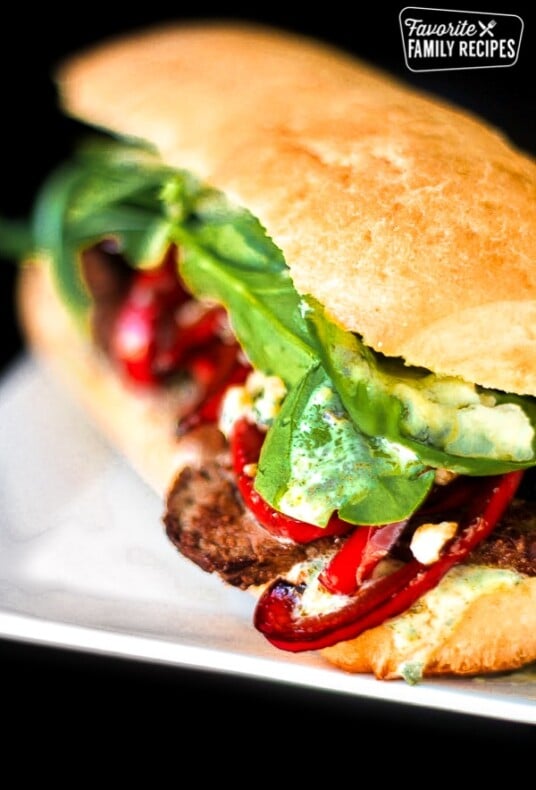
[58,21,536,395]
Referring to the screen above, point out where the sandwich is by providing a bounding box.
[12,21,536,682]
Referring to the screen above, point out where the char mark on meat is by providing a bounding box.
[467,499,536,576]
[164,457,339,589]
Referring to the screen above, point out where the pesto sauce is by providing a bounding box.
[278,384,371,525]
[388,565,523,683]
[393,378,534,462]
[276,382,423,526]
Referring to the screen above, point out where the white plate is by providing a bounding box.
[0,357,534,724]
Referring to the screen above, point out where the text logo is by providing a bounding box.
[399,7,523,72]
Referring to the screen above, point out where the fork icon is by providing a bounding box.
[478,19,497,37]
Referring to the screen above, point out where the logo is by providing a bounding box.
[399,7,523,72]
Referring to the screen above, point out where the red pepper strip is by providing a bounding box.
[112,250,191,385]
[319,520,407,595]
[193,359,251,423]
[136,245,190,310]
[230,418,355,544]
[154,306,226,374]
[178,351,252,435]
[356,520,408,584]
[419,475,478,518]
[254,470,523,651]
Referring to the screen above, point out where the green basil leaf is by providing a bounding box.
[33,161,93,319]
[31,141,317,387]
[191,190,286,272]
[31,142,180,319]
[303,297,536,474]
[255,365,434,527]
[172,222,316,387]
[65,147,170,220]
[31,138,536,494]
[168,187,317,386]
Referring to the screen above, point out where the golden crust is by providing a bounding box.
[322,573,536,679]
[57,21,536,395]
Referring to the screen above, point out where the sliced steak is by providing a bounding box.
[164,456,340,589]
[81,241,133,353]
[467,499,536,576]
[165,456,536,589]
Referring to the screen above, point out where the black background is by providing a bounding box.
[0,2,534,757]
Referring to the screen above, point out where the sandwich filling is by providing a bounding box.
[23,139,536,673]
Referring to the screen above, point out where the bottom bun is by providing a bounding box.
[321,568,536,680]
[17,262,536,680]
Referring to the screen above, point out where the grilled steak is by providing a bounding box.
[165,455,536,589]
[164,456,341,589]
[468,499,536,576]
[81,242,132,353]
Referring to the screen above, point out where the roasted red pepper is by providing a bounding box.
[178,347,252,435]
[230,418,354,544]
[111,248,190,384]
[254,470,523,651]
[109,247,257,439]
[157,305,226,373]
[111,245,241,388]
[319,520,408,594]
[317,476,483,596]
[419,475,481,517]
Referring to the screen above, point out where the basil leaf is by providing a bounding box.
[68,207,172,268]
[172,221,316,388]
[65,146,169,220]
[255,365,434,526]
[32,142,180,319]
[304,297,536,474]
[192,190,286,273]
[33,161,93,319]
[31,140,317,387]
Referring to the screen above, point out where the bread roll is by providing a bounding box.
[58,21,536,395]
[17,22,536,679]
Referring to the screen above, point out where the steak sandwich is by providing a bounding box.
[15,22,536,682]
